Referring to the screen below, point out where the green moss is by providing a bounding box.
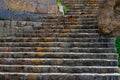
[116,37,120,67]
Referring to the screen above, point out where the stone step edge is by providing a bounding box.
[0,73,120,76]
[0,65,118,69]
[0,52,116,55]
[0,47,115,49]
[1,58,117,61]
[0,37,115,39]
[0,42,114,44]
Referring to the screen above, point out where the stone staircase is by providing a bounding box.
[0,0,120,80]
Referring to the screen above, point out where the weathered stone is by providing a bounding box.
[1,0,58,14]
[11,12,34,21]
[36,4,48,13]
[6,0,36,12]
[98,0,120,36]
[48,5,58,14]
[0,21,5,26]
[0,0,6,9]
[37,0,56,5]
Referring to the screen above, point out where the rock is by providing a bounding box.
[0,0,6,9]
[6,0,36,12]
[48,5,59,14]
[11,12,34,21]
[98,0,120,36]
[4,0,58,14]
[36,4,48,13]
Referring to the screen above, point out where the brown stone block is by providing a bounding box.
[48,5,58,14]
[6,0,24,11]
[23,2,36,12]
[35,4,48,13]
[6,0,36,12]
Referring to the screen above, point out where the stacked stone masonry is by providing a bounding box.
[0,0,58,14]
[0,0,120,80]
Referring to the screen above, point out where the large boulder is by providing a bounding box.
[98,0,120,36]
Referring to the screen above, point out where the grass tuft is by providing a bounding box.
[56,0,68,14]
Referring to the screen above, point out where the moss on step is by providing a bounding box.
[56,0,68,14]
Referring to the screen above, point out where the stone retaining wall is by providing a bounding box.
[0,0,58,14]
[0,20,42,37]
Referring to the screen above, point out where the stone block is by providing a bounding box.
[0,0,7,9]
[23,2,36,12]
[38,0,56,5]
[1,0,58,14]
[48,5,58,14]
[0,21,5,26]
[6,0,36,12]
[11,12,34,21]
[6,0,24,11]
[36,4,48,13]
[38,0,49,5]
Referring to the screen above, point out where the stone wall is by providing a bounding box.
[98,0,120,37]
[0,20,42,37]
[0,0,6,10]
[0,0,58,14]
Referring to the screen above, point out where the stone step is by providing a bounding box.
[67,10,97,13]
[67,8,98,10]
[41,20,97,24]
[61,0,100,2]
[66,9,98,12]
[0,65,118,73]
[39,18,96,22]
[66,12,97,15]
[0,52,117,59]
[41,21,97,26]
[37,14,97,19]
[62,2,99,4]
[22,29,99,34]
[0,73,120,80]
[37,17,97,22]
[0,58,117,66]
[33,25,98,29]
[64,4,99,7]
[15,33,100,38]
[39,19,97,23]
[0,47,115,53]
[0,37,114,42]
[0,42,115,48]
[67,8,98,12]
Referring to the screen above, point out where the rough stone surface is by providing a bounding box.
[98,0,120,36]
[0,0,6,10]
[11,12,35,21]
[6,0,36,12]
[0,21,42,37]
[0,0,58,14]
